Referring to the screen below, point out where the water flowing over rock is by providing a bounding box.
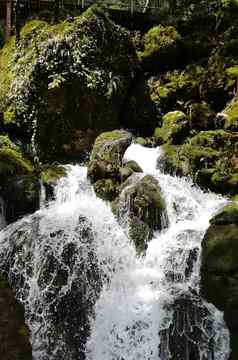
[0,145,231,359]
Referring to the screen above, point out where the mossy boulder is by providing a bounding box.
[223,97,238,131]
[3,175,40,224]
[87,130,132,200]
[0,275,32,360]
[41,163,66,201]
[188,102,216,130]
[0,135,33,185]
[159,130,238,195]
[139,25,182,71]
[201,202,238,359]
[148,65,205,117]
[154,110,189,145]
[113,174,167,254]
[119,160,142,183]
[0,6,138,160]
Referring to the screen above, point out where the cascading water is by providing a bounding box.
[0,144,230,359]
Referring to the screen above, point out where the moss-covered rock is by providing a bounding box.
[41,163,66,201]
[0,135,33,185]
[94,178,119,201]
[87,130,132,200]
[3,175,40,223]
[154,110,189,145]
[0,6,138,160]
[223,97,238,131]
[148,65,206,117]
[139,25,182,71]
[188,102,216,130]
[201,202,238,359]
[159,130,238,195]
[113,174,167,254]
[0,275,32,359]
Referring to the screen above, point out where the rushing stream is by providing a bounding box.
[0,144,231,359]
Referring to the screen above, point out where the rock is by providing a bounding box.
[94,178,119,201]
[0,136,33,183]
[159,130,238,196]
[0,6,138,160]
[201,202,238,359]
[3,175,40,224]
[0,275,32,360]
[147,64,205,119]
[113,174,167,254]
[188,102,216,130]
[138,25,182,71]
[154,111,189,145]
[121,76,157,135]
[134,137,147,146]
[42,164,66,201]
[122,160,142,173]
[1,213,102,359]
[159,294,215,360]
[88,130,132,200]
[223,97,238,131]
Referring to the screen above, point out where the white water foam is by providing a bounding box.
[0,145,230,359]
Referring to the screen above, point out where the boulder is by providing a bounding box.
[138,25,182,71]
[154,111,189,145]
[113,174,167,254]
[0,275,32,360]
[1,213,102,359]
[0,6,138,160]
[159,130,238,196]
[188,102,216,130]
[201,202,238,359]
[3,175,40,224]
[87,130,132,200]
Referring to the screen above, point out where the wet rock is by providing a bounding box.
[3,175,40,223]
[1,213,102,359]
[113,174,167,254]
[0,275,32,360]
[160,294,216,360]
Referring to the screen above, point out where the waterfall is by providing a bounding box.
[0,145,230,359]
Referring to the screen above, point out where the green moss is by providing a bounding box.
[88,130,132,185]
[139,25,181,60]
[17,325,29,338]
[94,178,119,201]
[42,164,66,184]
[189,130,232,150]
[188,102,216,130]
[224,98,238,130]
[148,65,205,116]
[0,148,32,179]
[154,111,189,145]
[0,6,137,160]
